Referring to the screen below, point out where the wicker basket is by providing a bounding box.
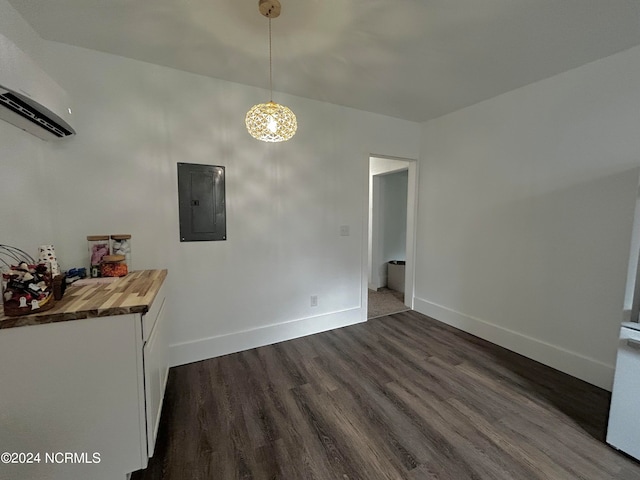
[2,291,55,317]
[1,245,57,317]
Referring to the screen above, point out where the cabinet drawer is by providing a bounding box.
[142,281,166,342]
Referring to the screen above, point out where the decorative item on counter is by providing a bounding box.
[100,255,128,277]
[87,235,110,278]
[37,244,66,299]
[0,244,35,270]
[38,244,60,276]
[53,274,67,300]
[1,244,54,317]
[110,235,131,270]
[65,267,87,285]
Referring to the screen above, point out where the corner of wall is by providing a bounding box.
[413,297,615,391]
[0,0,46,63]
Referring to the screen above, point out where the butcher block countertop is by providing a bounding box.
[0,269,167,330]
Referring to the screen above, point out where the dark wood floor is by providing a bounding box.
[133,311,640,480]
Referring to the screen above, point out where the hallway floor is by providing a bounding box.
[367,287,408,319]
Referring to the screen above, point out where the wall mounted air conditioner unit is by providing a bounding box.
[0,33,75,141]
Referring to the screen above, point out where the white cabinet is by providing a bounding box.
[142,287,169,458]
[0,283,168,480]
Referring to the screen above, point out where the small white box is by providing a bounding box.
[387,261,405,293]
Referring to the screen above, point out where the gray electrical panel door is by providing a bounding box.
[177,163,226,241]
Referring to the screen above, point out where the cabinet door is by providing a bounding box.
[143,296,169,457]
[0,314,145,480]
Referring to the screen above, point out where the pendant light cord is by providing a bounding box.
[269,18,273,102]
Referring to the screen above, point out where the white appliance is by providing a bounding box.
[0,33,75,140]
[606,322,640,459]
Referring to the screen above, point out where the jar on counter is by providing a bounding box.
[110,235,132,270]
[100,255,128,277]
[87,235,110,278]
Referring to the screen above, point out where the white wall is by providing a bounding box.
[415,45,640,390]
[370,169,409,290]
[382,170,408,263]
[0,0,42,61]
[0,0,420,366]
[0,0,53,254]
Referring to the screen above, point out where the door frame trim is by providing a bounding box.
[362,154,419,320]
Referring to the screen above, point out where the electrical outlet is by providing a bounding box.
[340,225,350,236]
[310,295,318,307]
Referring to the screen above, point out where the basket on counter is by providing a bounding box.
[1,245,55,317]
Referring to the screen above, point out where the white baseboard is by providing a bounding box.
[413,297,615,391]
[169,307,364,367]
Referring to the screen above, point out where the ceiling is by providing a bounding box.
[9,0,640,122]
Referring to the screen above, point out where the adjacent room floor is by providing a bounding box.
[133,311,640,480]
[368,287,408,319]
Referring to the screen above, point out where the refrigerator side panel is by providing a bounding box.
[607,326,640,460]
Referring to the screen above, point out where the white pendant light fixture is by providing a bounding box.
[245,0,297,142]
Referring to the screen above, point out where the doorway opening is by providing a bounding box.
[365,155,417,319]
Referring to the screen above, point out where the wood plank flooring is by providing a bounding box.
[132,311,640,480]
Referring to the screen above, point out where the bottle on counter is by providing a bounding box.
[110,235,132,271]
[87,235,110,278]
